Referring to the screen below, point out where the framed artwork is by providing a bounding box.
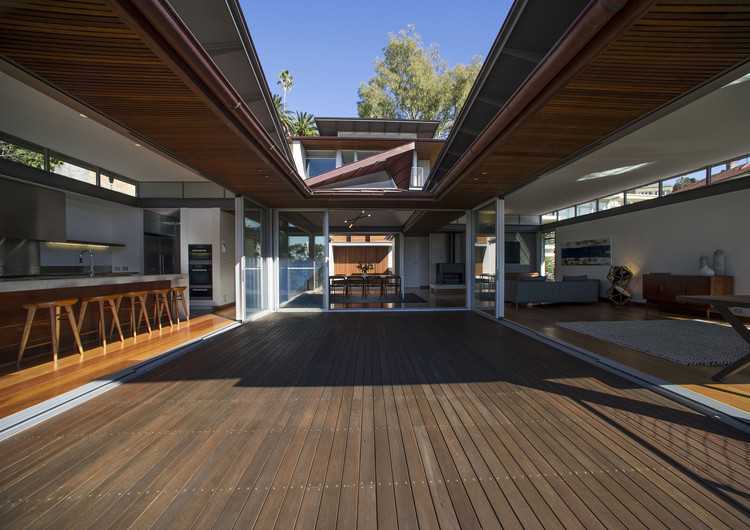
[561,238,612,265]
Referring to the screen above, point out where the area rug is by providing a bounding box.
[556,319,748,366]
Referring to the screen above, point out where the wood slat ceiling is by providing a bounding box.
[0,0,308,208]
[435,0,750,211]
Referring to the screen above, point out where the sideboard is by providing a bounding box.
[642,273,734,316]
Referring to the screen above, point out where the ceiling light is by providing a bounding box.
[134,143,142,147]
[343,210,371,229]
[576,162,653,181]
[79,113,87,118]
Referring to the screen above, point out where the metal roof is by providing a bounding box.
[314,118,439,138]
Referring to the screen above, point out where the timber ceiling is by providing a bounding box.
[1,0,749,235]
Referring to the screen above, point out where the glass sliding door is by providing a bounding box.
[473,201,497,314]
[278,211,326,309]
[243,199,266,318]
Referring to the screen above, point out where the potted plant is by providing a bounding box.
[356,262,374,276]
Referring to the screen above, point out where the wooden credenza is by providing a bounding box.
[642,273,734,315]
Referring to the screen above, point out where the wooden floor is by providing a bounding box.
[503,302,750,414]
[0,311,748,528]
[0,314,235,419]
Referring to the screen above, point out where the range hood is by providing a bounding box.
[0,178,66,241]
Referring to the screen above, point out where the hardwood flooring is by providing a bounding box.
[0,311,748,528]
[0,314,235,419]
[503,302,750,414]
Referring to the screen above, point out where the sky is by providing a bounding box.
[239,0,514,118]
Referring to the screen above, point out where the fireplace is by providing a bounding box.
[436,263,465,285]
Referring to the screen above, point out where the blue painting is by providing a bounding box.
[561,238,612,266]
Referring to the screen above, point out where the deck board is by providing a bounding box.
[0,311,748,528]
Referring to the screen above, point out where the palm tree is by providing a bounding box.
[289,111,318,136]
[272,94,293,135]
[276,70,294,108]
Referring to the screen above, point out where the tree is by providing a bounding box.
[671,176,697,191]
[0,141,45,168]
[276,70,294,108]
[272,94,294,135]
[289,111,318,137]
[357,25,482,138]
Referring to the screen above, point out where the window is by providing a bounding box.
[661,168,706,195]
[557,206,575,220]
[305,151,337,178]
[0,139,45,169]
[541,212,557,224]
[101,172,137,197]
[576,201,597,216]
[50,153,97,185]
[542,231,555,280]
[598,193,624,211]
[625,181,659,205]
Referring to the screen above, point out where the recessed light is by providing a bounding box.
[134,143,142,147]
[79,113,87,118]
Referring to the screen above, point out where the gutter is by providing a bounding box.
[107,0,309,198]
[433,0,655,198]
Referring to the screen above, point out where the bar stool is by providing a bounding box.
[169,286,189,324]
[112,291,151,338]
[149,289,173,330]
[18,298,84,365]
[78,294,125,350]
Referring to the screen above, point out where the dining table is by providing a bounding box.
[676,294,750,380]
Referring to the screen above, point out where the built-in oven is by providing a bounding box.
[189,286,213,300]
[188,244,212,300]
[188,263,212,287]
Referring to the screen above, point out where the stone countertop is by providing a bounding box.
[0,274,188,293]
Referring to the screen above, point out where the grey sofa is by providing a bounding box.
[504,275,600,309]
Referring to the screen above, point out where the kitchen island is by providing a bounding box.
[0,274,188,366]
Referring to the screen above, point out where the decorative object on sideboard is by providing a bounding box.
[713,248,726,275]
[606,265,633,305]
[698,254,715,276]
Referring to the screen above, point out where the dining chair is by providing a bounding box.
[382,275,402,298]
[329,275,348,297]
[347,275,366,299]
[365,275,384,299]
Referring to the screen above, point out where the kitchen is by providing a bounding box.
[0,175,238,370]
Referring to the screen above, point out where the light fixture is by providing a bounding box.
[344,210,371,229]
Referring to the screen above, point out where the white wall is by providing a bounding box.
[180,207,235,307]
[556,188,749,301]
[404,236,429,288]
[218,210,236,306]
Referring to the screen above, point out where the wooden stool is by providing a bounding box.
[169,286,189,324]
[112,291,151,337]
[149,289,173,330]
[18,298,84,365]
[78,294,124,350]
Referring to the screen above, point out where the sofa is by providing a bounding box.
[504,275,600,309]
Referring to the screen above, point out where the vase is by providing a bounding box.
[713,249,725,275]
[699,265,715,277]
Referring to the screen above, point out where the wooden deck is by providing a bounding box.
[0,314,235,419]
[0,311,748,528]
